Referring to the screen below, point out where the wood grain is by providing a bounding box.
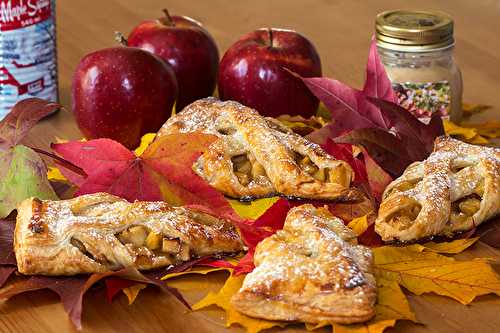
[2,0,500,332]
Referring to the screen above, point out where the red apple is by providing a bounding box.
[72,46,178,149]
[128,10,219,111]
[218,28,322,118]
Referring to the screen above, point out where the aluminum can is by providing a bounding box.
[0,0,57,119]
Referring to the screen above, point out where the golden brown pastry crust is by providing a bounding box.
[376,136,500,242]
[231,204,376,324]
[14,193,243,276]
[158,98,358,201]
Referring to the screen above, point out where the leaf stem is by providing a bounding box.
[29,146,87,177]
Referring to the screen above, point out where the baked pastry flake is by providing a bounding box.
[376,136,500,242]
[14,193,243,276]
[158,98,358,201]
[231,204,376,324]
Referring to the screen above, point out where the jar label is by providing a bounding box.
[392,81,450,119]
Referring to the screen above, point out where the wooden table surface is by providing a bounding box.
[1,0,500,332]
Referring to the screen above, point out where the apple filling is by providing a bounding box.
[70,237,95,261]
[386,202,422,229]
[451,194,481,221]
[231,153,267,186]
[293,152,349,186]
[117,225,190,262]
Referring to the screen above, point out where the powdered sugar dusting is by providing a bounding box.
[238,204,376,315]
[377,136,500,242]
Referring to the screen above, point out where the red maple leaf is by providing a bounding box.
[51,133,237,218]
[291,39,444,177]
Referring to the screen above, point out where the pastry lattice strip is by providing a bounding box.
[158,98,358,201]
[231,204,376,324]
[15,193,243,276]
[376,136,500,242]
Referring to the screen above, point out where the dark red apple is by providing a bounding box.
[128,10,219,111]
[72,46,178,149]
[218,28,322,118]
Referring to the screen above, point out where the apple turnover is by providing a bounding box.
[158,97,358,201]
[14,193,243,276]
[376,136,500,242]
[231,204,376,324]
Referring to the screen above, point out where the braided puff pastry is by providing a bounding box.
[231,204,376,324]
[376,136,500,242]
[15,193,243,276]
[158,97,357,201]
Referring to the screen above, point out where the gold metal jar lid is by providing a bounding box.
[376,10,454,52]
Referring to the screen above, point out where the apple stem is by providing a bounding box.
[114,31,128,46]
[160,9,175,26]
[267,28,274,48]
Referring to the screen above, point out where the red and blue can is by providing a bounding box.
[0,0,58,119]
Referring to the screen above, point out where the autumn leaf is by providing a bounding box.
[333,128,416,176]
[417,237,480,254]
[443,120,489,144]
[122,284,146,304]
[373,245,500,304]
[0,98,60,149]
[229,197,280,220]
[133,132,156,155]
[52,133,237,218]
[361,147,393,202]
[0,219,17,288]
[347,215,369,236]
[468,121,500,139]
[194,273,415,333]
[0,99,60,218]
[192,274,287,333]
[444,119,500,144]
[294,39,444,176]
[0,145,58,217]
[323,140,392,202]
[0,266,186,330]
[461,103,491,118]
[367,97,443,152]
[162,266,231,281]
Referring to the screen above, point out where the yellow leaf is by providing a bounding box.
[417,237,479,254]
[373,246,500,304]
[46,166,67,181]
[134,133,156,156]
[193,274,287,333]
[465,121,500,139]
[444,120,479,140]
[229,197,280,220]
[194,272,414,333]
[162,266,234,292]
[462,103,491,117]
[161,266,231,281]
[347,215,369,236]
[122,284,146,304]
[443,120,490,144]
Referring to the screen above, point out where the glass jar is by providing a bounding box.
[375,10,463,122]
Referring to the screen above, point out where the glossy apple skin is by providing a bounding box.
[128,15,219,111]
[72,47,178,149]
[218,28,322,118]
